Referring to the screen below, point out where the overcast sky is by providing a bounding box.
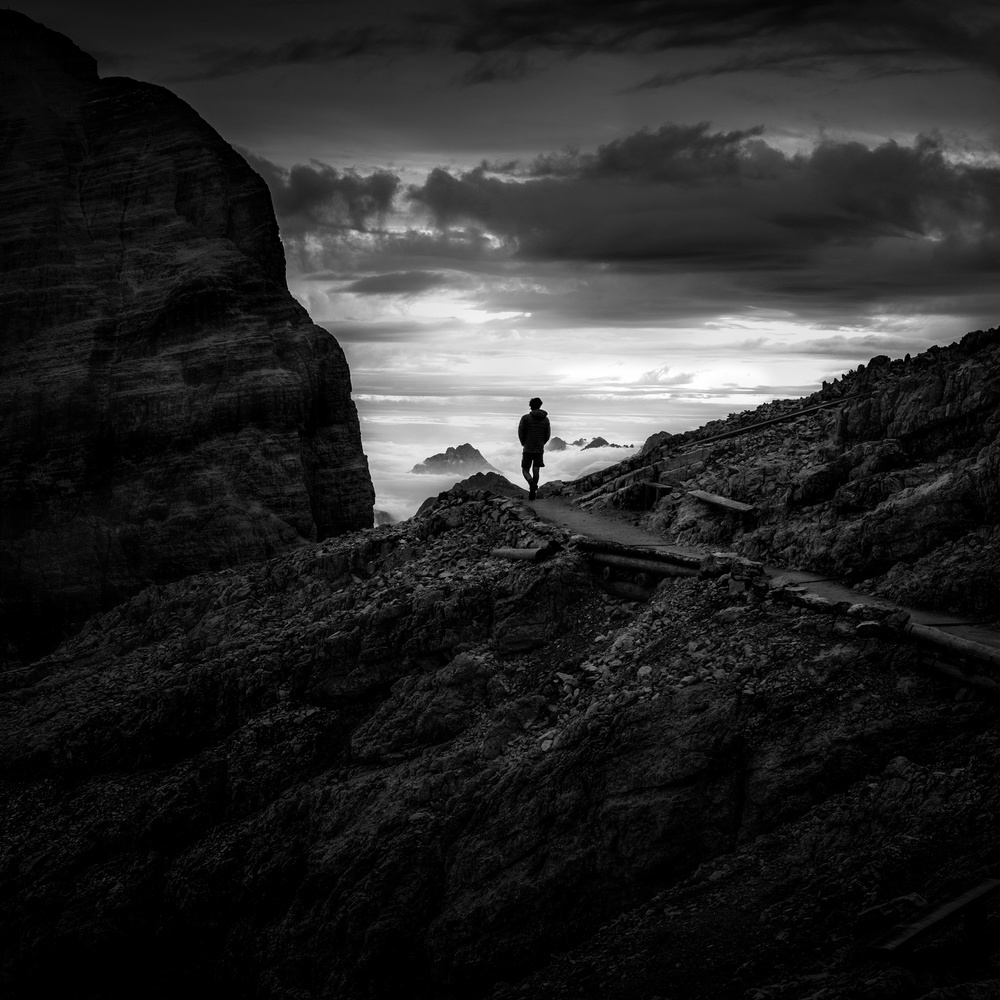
[17,0,1000,514]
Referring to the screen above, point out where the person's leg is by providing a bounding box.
[521,454,533,490]
[529,457,541,499]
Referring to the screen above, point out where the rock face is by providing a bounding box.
[0,12,374,660]
[410,442,499,475]
[2,486,998,1000]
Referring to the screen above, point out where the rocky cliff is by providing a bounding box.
[0,11,374,662]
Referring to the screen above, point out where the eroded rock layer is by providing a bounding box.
[0,12,374,659]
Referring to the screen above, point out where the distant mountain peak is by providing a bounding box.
[410,443,500,475]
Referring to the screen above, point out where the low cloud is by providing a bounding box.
[777,333,941,357]
[240,151,400,235]
[346,270,457,295]
[317,320,428,343]
[638,365,696,385]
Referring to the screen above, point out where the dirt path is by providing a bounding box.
[529,497,702,555]
[530,496,1000,651]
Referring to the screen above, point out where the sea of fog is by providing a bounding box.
[352,389,783,522]
[354,396,658,521]
[368,440,638,522]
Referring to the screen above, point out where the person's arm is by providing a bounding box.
[518,415,526,445]
[543,417,550,444]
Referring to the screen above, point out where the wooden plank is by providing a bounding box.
[869,878,1000,953]
[688,489,755,514]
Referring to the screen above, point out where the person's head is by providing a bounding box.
[529,397,543,410]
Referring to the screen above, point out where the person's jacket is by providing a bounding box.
[518,408,550,452]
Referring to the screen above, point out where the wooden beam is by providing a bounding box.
[688,489,755,514]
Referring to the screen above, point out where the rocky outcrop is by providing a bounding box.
[0,12,374,660]
[573,329,1000,618]
[2,486,997,1000]
[410,442,499,475]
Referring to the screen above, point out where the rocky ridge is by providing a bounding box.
[0,11,374,662]
[566,329,1000,619]
[2,477,999,999]
[549,436,633,451]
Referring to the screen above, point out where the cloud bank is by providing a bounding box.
[405,125,1000,317]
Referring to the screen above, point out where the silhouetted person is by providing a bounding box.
[518,396,550,500]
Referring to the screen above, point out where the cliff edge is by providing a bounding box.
[0,12,374,660]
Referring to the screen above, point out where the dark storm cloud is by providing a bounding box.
[174,27,420,81]
[407,125,1000,314]
[346,270,457,295]
[456,53,536,85]
[492,122,767,182]
[455,0,1000,78]
[172,1,998,82]
[240,151,400,234]
[623,45,911,91]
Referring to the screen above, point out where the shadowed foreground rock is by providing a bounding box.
[2,487,998,1000]
[0,12,374,661]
